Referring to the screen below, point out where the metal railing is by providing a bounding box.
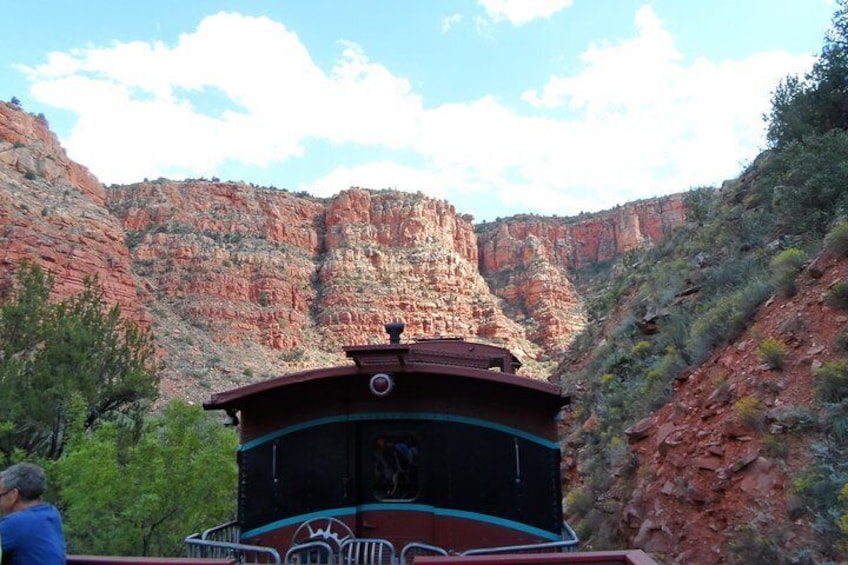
[338,538,396,565]
[284,540,336,564]
[460,523,580,556]
[185,533,281,564]
[186,519,578,564]
[202,521,241,544]
[399,542,449,564]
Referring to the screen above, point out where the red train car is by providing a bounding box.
[179,323,659,565]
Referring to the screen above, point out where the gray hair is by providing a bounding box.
[0,462,47,501]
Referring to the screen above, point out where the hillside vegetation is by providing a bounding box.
[557,2,848,561]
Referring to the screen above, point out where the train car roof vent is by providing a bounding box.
[385,322,405,344]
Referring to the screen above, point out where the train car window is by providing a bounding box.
[374,435,419,501]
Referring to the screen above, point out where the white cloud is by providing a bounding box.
[512,5,816,209]
[522,6,683,112]
[20,12,423,184]
[477,0,573,25]
[299,161,450,199]
[18,6,819,218]
[442,14,463,33]
[320,42,423,148]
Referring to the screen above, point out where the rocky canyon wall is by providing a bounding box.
[0,101,686,399]
[0,101,146,324]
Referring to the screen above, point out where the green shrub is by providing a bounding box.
[825,281,848,310]
[564,488,594,517]
[825,221,848,256]
[630,340,652,358]
[54,401,238,556]
[599,372,617,391]
[734,396,765,431]
[757,338,786,369]
[840,483,848,537]
[792,458,848,553]
[702,256,762,296]
[279,347,305,362]
[834,330,848,353]
[728,523,782,564]
[829,404,848,445]
[640,346,686,411]
[814,361,848,402]
[770,248,806,296]
[763,435,789,460]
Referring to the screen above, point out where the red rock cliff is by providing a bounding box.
[0,101,146,324]
[476,199,687,353]
[0,100,684,399]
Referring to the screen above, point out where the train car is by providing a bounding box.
[197,322,575,561]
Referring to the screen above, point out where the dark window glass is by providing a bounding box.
[374,435,419,501]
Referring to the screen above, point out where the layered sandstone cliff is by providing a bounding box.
[317,189,526,347]
[0,101,146,323]
[477,198,686,354]
[0,100,686,398]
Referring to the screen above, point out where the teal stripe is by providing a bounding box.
[239,412,559,451]
[241,505,559,541]
[433,508,560,541]
[241,507,357,538]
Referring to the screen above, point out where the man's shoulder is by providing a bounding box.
[3,503,60,524]
[25,503,61,519]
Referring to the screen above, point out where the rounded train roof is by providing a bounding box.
[204,338,566,411]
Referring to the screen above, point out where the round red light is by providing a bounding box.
[369,373,394,396]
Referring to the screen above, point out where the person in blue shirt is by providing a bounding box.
[0,462,66,565]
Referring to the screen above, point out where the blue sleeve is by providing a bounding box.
[0,516,18,553]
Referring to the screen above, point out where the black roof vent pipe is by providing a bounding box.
[385,322,404,344]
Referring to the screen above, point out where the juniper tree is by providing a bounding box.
[0,263,159,460]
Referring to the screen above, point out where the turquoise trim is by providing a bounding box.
[434,508,560,541]
[241,507,357,539]
[241,505,559,541]
[356,503,436,513]
[239,412,559,451]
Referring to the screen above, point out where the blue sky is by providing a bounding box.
[1,0,836,221]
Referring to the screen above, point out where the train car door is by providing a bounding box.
[355,422,435,548]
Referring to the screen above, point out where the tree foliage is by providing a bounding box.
[767,0,848,148]
[760,1,848,235]
[53,401,238,556]
[767,130,848,234]
[0,263,159,460]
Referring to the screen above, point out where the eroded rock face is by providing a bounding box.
[477,198,687,354]
[317,188,525,349]
[105,183,539,386]
[478,198,686,272]
[0,103,103,205]
[0,100,684,398]
[101,179,328,398]
[0,101,146,324]
[605,252,848,561]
